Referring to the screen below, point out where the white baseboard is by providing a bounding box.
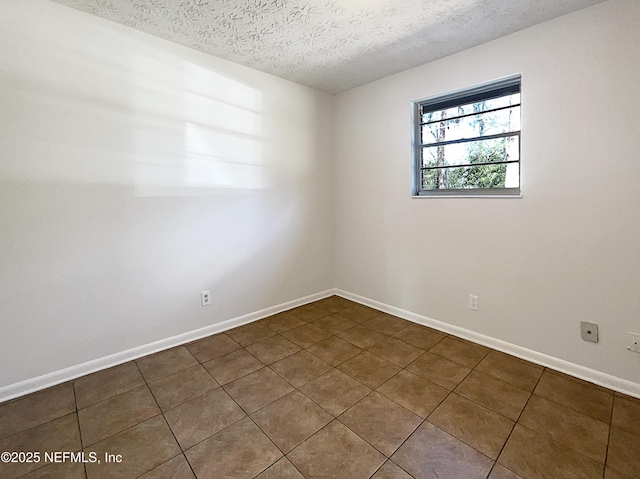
[336,289,640,399]
[4,287,638,403]
[0,289,335,404]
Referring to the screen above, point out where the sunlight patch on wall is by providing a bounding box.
[132,57,263,197]
[184,123,262,190]
[183,63,261,113]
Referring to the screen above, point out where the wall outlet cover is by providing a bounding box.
[469,295,479,311]
[580,321,598,343]
[201,290,211,306]
[627,332,640,353]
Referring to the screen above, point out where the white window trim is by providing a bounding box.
[412,74,522,198]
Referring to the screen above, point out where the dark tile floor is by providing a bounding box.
[1,296,639,479]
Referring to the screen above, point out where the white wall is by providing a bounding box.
[2,0,639,397]
[0,0,334,390]
[334,0,640,384]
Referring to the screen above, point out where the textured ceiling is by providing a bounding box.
[51,0,606,94]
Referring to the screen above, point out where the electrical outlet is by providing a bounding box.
[201,290,211,306]
[580,321,598,343]
[628,332,640,353]
[469,295,479,311]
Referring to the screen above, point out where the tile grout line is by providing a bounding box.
[192,341,308,476]
[318,333,465,477]
[147,365,220,413]
[71,382,89,479]
[81,326,483,479]
[602,392,615,479]
[506,375,614,475]
[485,365,545,478]
[239,320,365,476]
[132,360,199,479]
[521,368,615,464]
[75,384,168,447]
[296,319,473,441]
[72,394,184,475]
[0,301,410,478]
[200,347,266,388]
[280,419,338,474]
[451,376,533,423]
[339,392,425,465]
[412,346,540,477]
[0,385,77,442]
[7,298,632,479]
[173,353,264,462]
[416,345,525,464]
[4,389,82,479]
[384,459,418,479]
[406,333,615,477]
[243,413,288,478]
[529,370,615,422]
[239,313,422,476]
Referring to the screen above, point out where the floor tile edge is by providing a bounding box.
[334,289,640,399]
[0,289,337,404]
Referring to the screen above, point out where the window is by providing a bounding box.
[412,75,521,196]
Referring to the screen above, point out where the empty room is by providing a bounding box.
[1,0,639,478]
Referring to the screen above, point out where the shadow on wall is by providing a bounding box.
[0,0,338,390]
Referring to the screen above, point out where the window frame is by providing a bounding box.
[412,74,522,198]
